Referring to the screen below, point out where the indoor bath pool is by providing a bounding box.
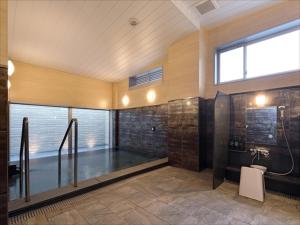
[9,148,160,201]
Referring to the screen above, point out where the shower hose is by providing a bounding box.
[252,119,294,176]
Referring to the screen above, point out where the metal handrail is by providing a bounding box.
[19,117,30,202]
[58,118,78,187]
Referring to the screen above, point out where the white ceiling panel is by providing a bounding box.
[8,0,197,82]
[8,0,282,82]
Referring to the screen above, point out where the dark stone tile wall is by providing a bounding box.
[203,99,214,168]
[245,107,277,145]
[229,86,300,177]
[168,97,205,171]
[213,92,230,189]
[111,110,119,148]
[0,66,8,225]
[168,99,183,167]
[117,104,168,158]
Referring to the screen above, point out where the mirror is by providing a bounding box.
[246,106,277,145]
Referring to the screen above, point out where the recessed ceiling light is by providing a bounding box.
[129,18,138,26]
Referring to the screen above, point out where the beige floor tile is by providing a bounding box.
[159,212,203,225]
[75,200,112,224]
[114,185,139,198]
[108,200,136,214]
[88,212,129,225]
[10,166,300,225]
[228,218,250,225]
[127,190,157,207]
[120,207,169,225]
[94,193,126,207]
[47,209,89,225]
[144,199,182,217]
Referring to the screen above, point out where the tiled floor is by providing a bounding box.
[10,166,300,225]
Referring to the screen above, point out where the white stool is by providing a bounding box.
[239,166,265,202]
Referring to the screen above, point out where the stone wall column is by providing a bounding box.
[0,66,8,225]
[0,0,8,225]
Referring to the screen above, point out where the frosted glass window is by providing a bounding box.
[247,30,300,78]
[219,47,244,83]
[9,104,68,161]
[72,109,110,151]
[216,23,300,84]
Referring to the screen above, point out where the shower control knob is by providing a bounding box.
[249,148,257,156]
[263,151,269,158]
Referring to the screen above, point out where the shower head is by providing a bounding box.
[278,106,285,119]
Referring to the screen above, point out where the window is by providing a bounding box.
[129,66,163,88]
[216,20,300,84]
[247,30,300,78]
[72,108,110,151]
[9,104,110,161]
[219,47,244,82]
[9,104,69,161]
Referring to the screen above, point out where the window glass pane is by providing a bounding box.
[72,109,110,151]
[219,47,244,82]
[9,104,68,161]
[247,29,300,78]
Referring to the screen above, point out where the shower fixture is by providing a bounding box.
[278,105,285,119]
[250,147,270,161]
[251,105,294,176]
[268,105,294,176]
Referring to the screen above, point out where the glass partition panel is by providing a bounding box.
[9,104,69,200]
[72,108,110,152]
[9,104,68,161]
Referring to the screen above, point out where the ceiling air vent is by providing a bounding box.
[129,66,163,88]
[195,0,218,15]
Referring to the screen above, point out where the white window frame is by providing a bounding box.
[215,19,300,85]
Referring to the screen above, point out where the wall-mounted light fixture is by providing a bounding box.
[7,80,11,89]
[146,90,156,103]
[255,94,267,107]
[8,60,15,76]
[122,95,130,106]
